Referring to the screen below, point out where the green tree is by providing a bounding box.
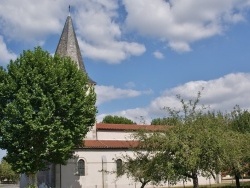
[120,137,182,188]
[221,106,250,188]
[120,152,159,188]
[102,115,135,124]
[151,117,180,126]
[220,130,250,188]
[0,159,19,183]
[0,47,96,185]
[231,105,250,133]
[136,92,226,188]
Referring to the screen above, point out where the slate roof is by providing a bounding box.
[55,15,96,84]
[83,140,139,149]
[96,123,168,131]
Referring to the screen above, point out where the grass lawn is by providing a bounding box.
[164,181,250,188]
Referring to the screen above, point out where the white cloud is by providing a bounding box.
[153,51,165,59]
[95,85,149,105]
[157,72,250,115]
[0,36,17,65]
[0,0,66,42]
[97,73,250,124]
[1,0,248,61]
[78,40,145,64]
[0,0,146,63]
[74,1,146,64]
[123,0,250,52]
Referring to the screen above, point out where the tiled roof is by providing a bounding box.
[96,123,168,131]
[82,140,139,149]
[55,15,96,84]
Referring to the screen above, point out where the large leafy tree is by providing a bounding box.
[102,115,135,124]
[0,47,96,179]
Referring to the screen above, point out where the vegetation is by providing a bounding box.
[230,105,250,133]
[119,151,169,188]
[119,91,250,188]
[0,47,97,186]
[151,117,180,126]
[102,115,136,124]
[0,159,19,183]
[221,106,250,188]
[171,181,250,188]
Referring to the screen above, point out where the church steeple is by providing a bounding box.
[55,14,96,85]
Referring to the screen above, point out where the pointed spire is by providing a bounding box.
[55,14,96,85]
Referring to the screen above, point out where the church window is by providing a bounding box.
[78,159,85,176]
[116,159,123,175]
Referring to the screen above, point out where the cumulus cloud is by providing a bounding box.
[0,36,17,65]
[95,85,151,105]
[73,1,146,63]
[123,0,250,52]
[0,0,145,63]
[153,51,165,59]
[0,0,66,42]
[97,73,250,124]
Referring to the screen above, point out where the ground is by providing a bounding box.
[0,184,18,188]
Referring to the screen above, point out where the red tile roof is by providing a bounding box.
[82,140,139,149]
[96,123,168,131]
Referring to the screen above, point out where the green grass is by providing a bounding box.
[164,181,250,188]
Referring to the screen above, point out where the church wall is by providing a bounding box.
[58,149,136,188]
[57,149,218,188]
[96,131,133,140]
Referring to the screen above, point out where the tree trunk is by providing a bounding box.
[140,182,147,188]
[28,173,38,188]
[192,174,199,188]
[235,173,241,188]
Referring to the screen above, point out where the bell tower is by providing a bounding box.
[55,10,96,84]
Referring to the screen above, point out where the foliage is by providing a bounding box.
[0,159,19,183]
[0,47,97,175]
[151,117,180,126]
[230,105,250,133]
[220,130,250,188]
[221,106,250,188]
[102,115,135,124]
[133,92,227,188]
[120,150,174,188]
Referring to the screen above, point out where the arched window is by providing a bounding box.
[78,159,85,176]
[116,159,123,175]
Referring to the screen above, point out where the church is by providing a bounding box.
[20,14,220,188]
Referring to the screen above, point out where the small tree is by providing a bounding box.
[0,159,19,183]
[0,47,96,186]
[221,106,250,188]
[102,115,136,124]
[220,130,250,188]
[121,152,157,188]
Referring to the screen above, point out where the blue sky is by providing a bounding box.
[1,0,250,129]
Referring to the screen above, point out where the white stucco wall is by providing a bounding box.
[96,131,133,140]
[57,149,219,188]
